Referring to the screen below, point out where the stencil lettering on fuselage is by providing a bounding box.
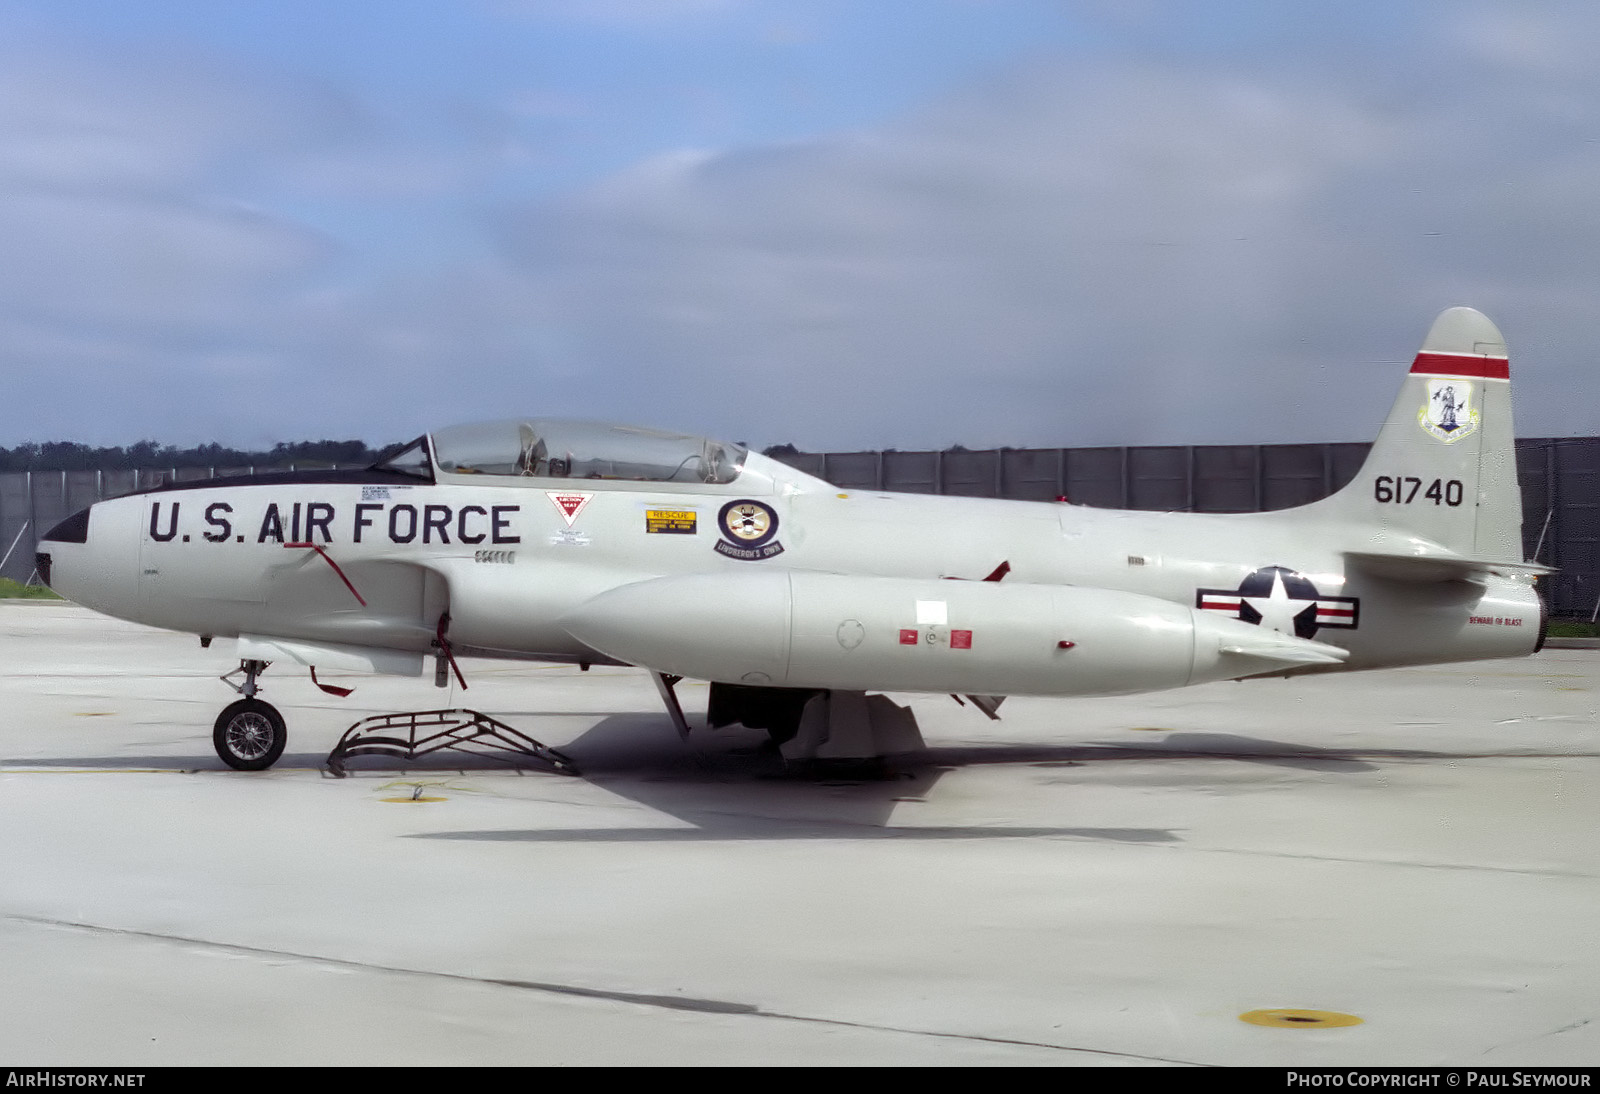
[145,500,522,547]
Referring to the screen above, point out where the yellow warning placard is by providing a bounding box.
[645,509,697,534]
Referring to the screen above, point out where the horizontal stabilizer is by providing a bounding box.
[1345,550,1553,584]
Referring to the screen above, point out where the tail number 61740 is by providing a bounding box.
[1374,476,1464,506]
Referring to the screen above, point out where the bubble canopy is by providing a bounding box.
[374,420,748,485]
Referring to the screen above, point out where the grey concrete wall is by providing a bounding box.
[0,466,294,586]
[5,440,1596,616]
[775,438,1596,618]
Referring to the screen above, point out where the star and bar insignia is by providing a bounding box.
[1196,565,1359,640]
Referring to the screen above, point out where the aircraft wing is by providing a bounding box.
[1215,631,1349,668]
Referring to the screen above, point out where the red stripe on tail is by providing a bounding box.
[1410,351,1509,380]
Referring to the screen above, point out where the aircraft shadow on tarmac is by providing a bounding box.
[407,713,1395,845]
[14,711,1464,845]
[11,712,1466,779]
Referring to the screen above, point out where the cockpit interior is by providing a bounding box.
[373,420,748,486]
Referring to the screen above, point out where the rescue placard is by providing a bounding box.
[645,509,697,534]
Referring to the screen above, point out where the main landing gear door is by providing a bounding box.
[234,636,424,677]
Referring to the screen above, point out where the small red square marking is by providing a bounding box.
[951,630,972,649]
[899,629,918,646]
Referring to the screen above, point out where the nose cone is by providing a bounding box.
[36,500,141,618]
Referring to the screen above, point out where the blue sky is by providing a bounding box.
[0,1,1595,451]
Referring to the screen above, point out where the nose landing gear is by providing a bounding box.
[214,659,287,771]
[208,653,573,776]
[213,699,287,771]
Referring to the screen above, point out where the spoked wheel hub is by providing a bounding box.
[213,698,287,771]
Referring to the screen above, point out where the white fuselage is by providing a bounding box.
[44,449,1542,695]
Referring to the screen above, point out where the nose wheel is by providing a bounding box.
[213,698,287,771]
[214,658,286,771]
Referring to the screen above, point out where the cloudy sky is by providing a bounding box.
[0,0,1595,453]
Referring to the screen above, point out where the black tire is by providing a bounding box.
[213,699,287,771]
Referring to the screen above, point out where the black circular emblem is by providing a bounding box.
[717,500,778,549]
[1237,565,1321,639]
[1237,565,1319,601]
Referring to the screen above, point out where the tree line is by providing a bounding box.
[3,439,960,472]
[0,439,387,473]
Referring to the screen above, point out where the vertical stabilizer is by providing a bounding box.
[1308,307,1523,560]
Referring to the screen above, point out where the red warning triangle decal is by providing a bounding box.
[546,492,593,527]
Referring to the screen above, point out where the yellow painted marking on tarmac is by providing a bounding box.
[1409,670,1585,679]
[1239,1009,1363,1029]
[378,779,451,803]
[5,766,333,775]
[2,768,193,775]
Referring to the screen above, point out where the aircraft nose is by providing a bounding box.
[36,506,93,586]
[41,506,92,547]
[36,500,140,616]
[35,505,91,588]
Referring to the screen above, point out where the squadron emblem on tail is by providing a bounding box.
[1419,379,1480,443]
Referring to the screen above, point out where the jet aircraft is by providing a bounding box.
[37,307,1549,771]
